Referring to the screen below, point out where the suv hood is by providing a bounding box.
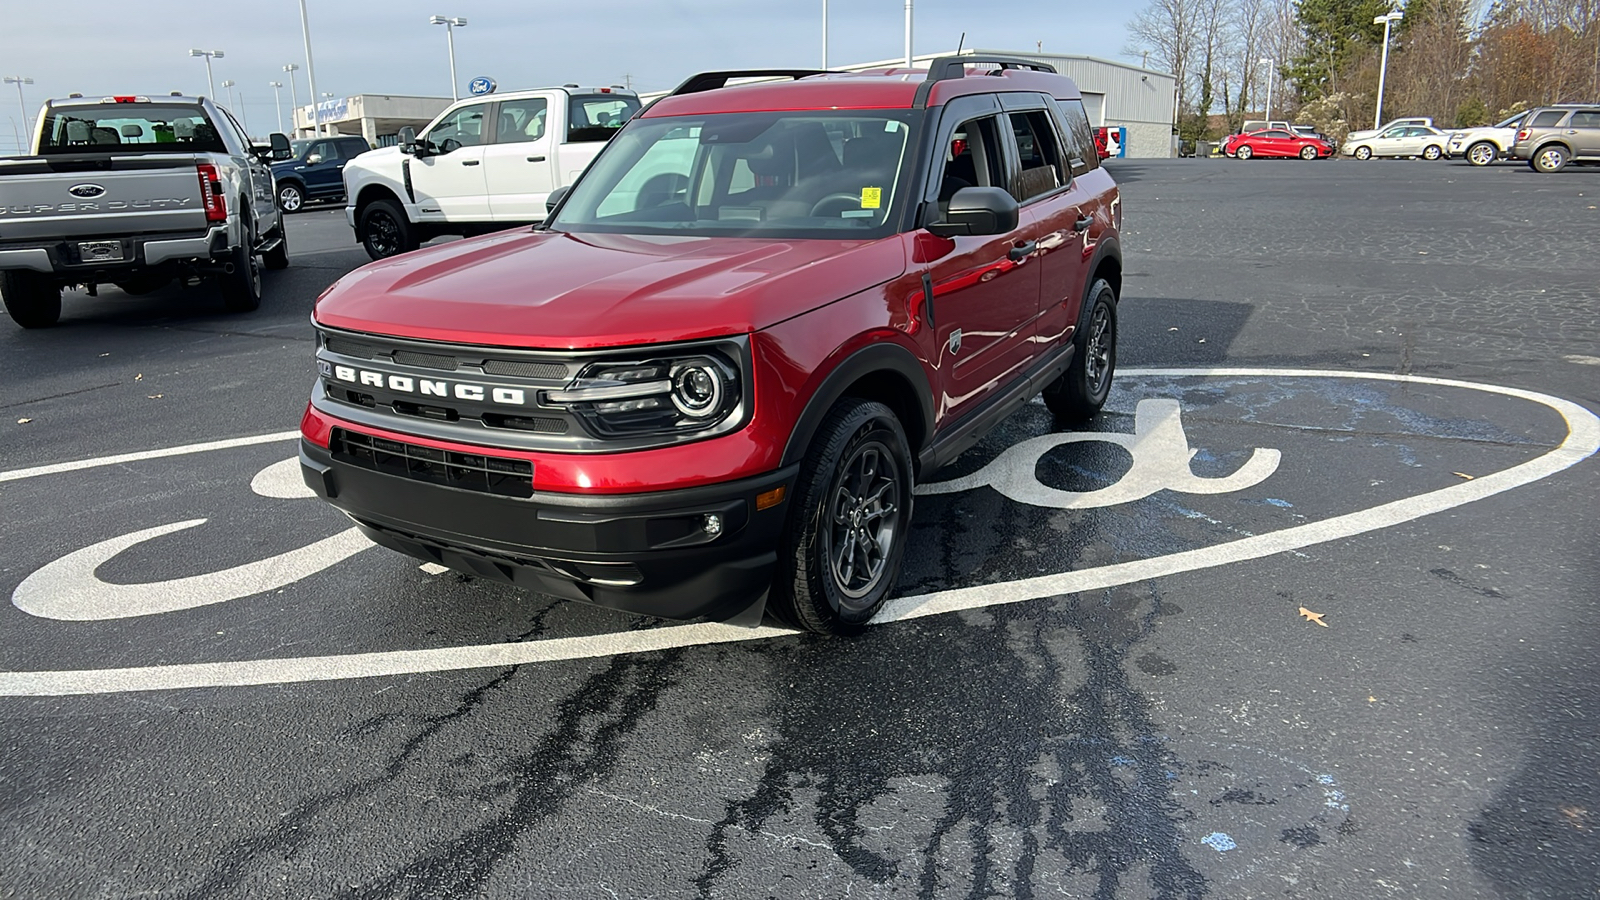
[314,228,908,349]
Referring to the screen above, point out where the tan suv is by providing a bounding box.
[1512,106,1600,172]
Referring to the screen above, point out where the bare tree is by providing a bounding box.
[1127,0,1199,119]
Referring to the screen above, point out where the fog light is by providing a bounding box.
[702,513,723,536]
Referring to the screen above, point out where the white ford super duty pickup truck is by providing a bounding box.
[0,94,292,328]
[341,85,640,259]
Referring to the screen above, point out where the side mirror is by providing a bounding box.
[545,185,570,214]
[305,152,323,165]
[925,187,1020,237]
[269,132,292,161]
[397,126,420,156]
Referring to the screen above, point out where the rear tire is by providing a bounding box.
[1236,144,1253,160]
[771,398,913,635]
[1532,145,1568,173]
[1422,144,1443,160]
[220,214,263,313]
[1466,142,1497,167]
[359,199,417,260]
[1,270,63,329]
[1355,146,1373,160]
[1043,279,1118,423]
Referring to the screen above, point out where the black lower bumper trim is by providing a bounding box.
[301,440,796,621]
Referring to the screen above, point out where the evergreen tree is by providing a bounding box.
[1289,0,1394,100]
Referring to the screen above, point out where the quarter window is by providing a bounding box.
[1528,110,1566,127]
[1051,98,1099,176]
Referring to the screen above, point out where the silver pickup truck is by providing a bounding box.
[0,94,292,328]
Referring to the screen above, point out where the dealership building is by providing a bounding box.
[295,51,1177,157]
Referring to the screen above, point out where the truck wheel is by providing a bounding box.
[1043,278,1118,423]
[1466,142,1497,167]
[263,224,290,271]
[1,271,63,329]
[220,217,263,313]
[360,199,416,260]
[772,398,913,635]
[277,183,305,213]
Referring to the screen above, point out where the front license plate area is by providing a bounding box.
[77,240,124,263]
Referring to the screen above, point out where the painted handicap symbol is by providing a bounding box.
[916,399,1280,509]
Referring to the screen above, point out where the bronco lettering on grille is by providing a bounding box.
[326,363,529,407]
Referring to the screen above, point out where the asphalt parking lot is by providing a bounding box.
[2,157,1597,899]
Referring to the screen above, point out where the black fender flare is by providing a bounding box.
[1085,234,1122,301]
[780,340,935,469]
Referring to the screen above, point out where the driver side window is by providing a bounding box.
[426,104,488,150]
[934,116,1005,207]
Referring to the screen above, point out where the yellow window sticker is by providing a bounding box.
[861,187,882,209]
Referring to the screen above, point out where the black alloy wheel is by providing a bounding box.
[360,199,416,260]
[1043,278,1118,422]
[772,398,913,635]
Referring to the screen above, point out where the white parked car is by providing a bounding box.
[341,85,640,259]
[1444,113,1526,166]
[1343,117,1434,146]
[1341,123,1448,160]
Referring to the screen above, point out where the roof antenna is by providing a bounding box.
[955,32,966,55]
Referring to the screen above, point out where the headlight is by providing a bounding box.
[545,352,741,438]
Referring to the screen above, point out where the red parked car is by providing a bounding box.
[1224,128,1332,160]
[300,56,1123,634]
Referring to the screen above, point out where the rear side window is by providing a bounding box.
[567,94,642,143]
[1529,110,1566,127]
[39,104,226,154]
[1051,98,1099,176]
[1569,111,1600,129]
[340,138,369,156]
[1007,110,1066,201]
[495,98,548,143]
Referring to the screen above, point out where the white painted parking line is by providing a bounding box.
[0,369,1594,695]
[0,430,299,484]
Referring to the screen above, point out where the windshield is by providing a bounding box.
[38,104,227,154]
[1493,113,1524,129]
[550,110,920,239]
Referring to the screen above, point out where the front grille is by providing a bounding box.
[392,349,459,371]
[483,359,567,379]
[483,413,568,434]
[332,428,533,498]
[325,337,379,359]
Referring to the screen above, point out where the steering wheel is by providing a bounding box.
[809,192,868,218]
[437,137,462,154]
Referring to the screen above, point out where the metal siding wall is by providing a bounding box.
[970,50,1176,129]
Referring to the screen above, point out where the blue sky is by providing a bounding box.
[0,0,1135,150]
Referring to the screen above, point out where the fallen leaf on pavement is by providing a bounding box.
[134,373,143,381]
[146,394,163,399]
[16,418,32,424]
[1299,607,1328,627]
[1452,472,1474,480]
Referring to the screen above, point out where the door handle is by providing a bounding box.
[1565,130,1579,135]
[526,155,546,163]
[1074,215,1093,232]
[1008,240,1037,261]
[462,159,481,166]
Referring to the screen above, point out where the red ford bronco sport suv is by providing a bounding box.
[300,56,1123,634]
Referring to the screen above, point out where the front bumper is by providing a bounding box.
[300,438,798,621]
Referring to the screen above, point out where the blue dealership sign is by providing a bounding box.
[468,77,497,96]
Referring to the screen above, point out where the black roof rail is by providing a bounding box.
[667,69,833,98]
[923,54,1057,83]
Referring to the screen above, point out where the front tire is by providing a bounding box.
[1236,144,1253,160]
[1043,279,1118,423]
[1532,145,1568,173]
[1300,145,1317,160]
[276,183,305,213]
[771,398,913,635]
[359,198,417,260]
[1355,146,1373,160]
[1466,142,1497,167]
[1,270,63,329]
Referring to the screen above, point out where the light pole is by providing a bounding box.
[189,49,223,99]
[269,81,284,134]
[221,79,237,112]
[282,64,301,134]
[297,0,324,137]
[1373,10,1404,129]
[429,16,468,100]
[821,0,828,69]
[4,76,31,155]
[904,0,913,68]
[1258,58,1276,122]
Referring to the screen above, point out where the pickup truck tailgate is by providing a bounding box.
[0,154,213,241]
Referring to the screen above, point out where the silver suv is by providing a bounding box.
[1512,106,1600,172]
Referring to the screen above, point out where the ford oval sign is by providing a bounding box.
[468,76,496,96]
[68,183,107,198]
